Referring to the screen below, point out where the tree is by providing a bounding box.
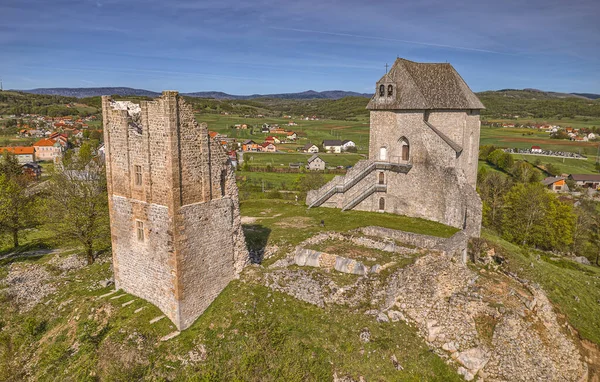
[46,147,110,264]
[501,183,574,250]
[477,169,512,230]
[295,172,326,193]
[0,153,37,247]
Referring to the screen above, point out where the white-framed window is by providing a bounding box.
[136,220,144,241]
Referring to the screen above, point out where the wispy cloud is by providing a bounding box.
[269,27,512,55]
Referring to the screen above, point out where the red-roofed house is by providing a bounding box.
[531,146,542,154]
[0,146,35,164]
[33,138,62,161]
[260,142,277,152]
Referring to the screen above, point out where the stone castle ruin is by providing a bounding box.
[307,58,484,236]
[102,91,248,330]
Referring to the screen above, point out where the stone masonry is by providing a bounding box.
[307,58,484,236]
[102,91,248,330]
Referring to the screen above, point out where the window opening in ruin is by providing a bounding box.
[136,220,144,241]
[379,84,385,96]
[379,146,387,161]
[387,84,393,97]
[379,172,385,184]
[220,169,226,197]
[134,165,142,186]
[399,137,410,161]
[379,197,385,211]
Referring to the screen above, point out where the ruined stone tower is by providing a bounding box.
[307,58,484,236]
[102,91,248,330]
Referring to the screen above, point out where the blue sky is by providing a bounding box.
[1,0,599,94]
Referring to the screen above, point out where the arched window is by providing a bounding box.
[387,84,393,97]
[379,146,387,161]
[379,197,385,211]
[379,84,385,97]
[378,172,385,185]
[399,137,410,161]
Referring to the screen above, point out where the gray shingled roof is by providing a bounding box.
[367,58,485,110]
[307,154,323,163]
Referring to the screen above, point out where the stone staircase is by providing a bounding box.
[307,160,411,209]
[342,183,387,211]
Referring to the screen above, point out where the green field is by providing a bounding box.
[243,152,364,168]
[511,154,599,175]
[481,126,600,174]
[196,114,370,153]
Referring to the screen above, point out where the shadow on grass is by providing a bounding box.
[0,240,55,266]
[242,224,271,264]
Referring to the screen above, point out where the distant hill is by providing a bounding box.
[572,93,600,100]
[480,88,600,100]
[20,87,373,100]
[20,87,161,98]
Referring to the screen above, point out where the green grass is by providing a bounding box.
[243,152,364,168]
[0,248,460,381]
[510,154,599,175]
[237,171,336,191]
[240,199,459,251]
[483,229,600,345]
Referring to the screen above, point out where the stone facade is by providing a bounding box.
[102,91,248,330]
[307,58,484,236]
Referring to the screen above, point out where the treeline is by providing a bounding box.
[478,146,600,261]
[260,96,370,120]
[478,92,600,119]
[0,91,82,116]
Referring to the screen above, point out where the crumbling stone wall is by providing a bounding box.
[102,91,248,330]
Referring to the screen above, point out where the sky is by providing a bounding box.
[1,0,599,94]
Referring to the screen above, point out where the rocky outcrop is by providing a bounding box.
[388,252,587,381]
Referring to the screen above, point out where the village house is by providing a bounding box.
[0,146,36,164]
[542,176,569,192]
[265,136,281,144]
[287,132,298,140]
[307,154,326,171]
[302,143,319,153]
[568,174,600,190]
[242,140,260,152]
[531,146,542,154]
[588,133,596,140]
[22,162,42,179]
[34,138,63,161]
[323,139,343,153]
[342,140,356,151]
[260,142,277,152]
[261,124,271,133]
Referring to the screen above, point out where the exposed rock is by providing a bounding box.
[456,347,489,374]
[387,310,406,322]
[388,251,587,381]
[2,262,56,312]
[376,312,389,323]
[390,354,404,371]
[574,256,591,265]
[359,327,371,343]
